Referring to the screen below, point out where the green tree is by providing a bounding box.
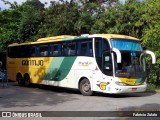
[18,0,45,42]
[95,0,145,38]
[37,0,80,37]
[0,0,44,51]
[74,2,100,34]
[0,9,21,51]
[142,0,160,83]
[38,0,119,36]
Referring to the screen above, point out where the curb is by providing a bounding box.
[146,89,160,93]
[155,90,160,93]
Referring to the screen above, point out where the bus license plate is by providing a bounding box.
[132,88,137,91]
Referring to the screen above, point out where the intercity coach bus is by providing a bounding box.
[7,34,156,95]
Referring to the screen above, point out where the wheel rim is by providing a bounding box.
[82,82,90,93]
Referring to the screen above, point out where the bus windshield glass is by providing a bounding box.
[111,39,146,78]
[115,51,146,78]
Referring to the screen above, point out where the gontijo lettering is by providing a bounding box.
[22,60,44,66]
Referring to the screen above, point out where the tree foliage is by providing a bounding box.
[0,0,160,82]
[141,0,160,82]
[0,9,20,51]
[17,0,45,42]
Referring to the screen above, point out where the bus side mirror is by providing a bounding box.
[112,48,121,63]
[144,50,156,64]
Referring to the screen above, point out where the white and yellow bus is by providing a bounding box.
[7,34,156,95]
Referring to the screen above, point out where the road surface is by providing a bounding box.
[0,82,160,120]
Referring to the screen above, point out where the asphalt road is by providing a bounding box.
[0,82,160,120]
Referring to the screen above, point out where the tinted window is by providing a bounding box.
[29,46,37,57]
[95,38,110,73]
[77,39,93,57]
[39,45,49,56]
[8,39,93,58]
[95,38,110,57]
[49,43,61,56]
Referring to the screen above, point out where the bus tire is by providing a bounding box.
[17,74,23,86]
[79,78,93,96]
[24,74,30,87]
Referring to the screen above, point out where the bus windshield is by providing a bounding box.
[114,51,146,78]
[111,39,146,78]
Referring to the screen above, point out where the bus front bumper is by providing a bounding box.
[107,83,147,94]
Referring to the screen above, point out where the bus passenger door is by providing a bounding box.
[92,51,113,92]
[92,38,112,92]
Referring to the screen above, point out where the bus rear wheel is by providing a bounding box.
[17,74,23,86]
[79,78,93,96]
[24,74,30,87]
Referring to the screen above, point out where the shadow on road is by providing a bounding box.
[0,81,157,109]
[15,82,157,99]
[13,83,82,98]
[10,81,158,98]
[0,82,79,108]
[92,90,157,98]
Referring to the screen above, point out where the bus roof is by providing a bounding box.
[8,35,76,47]
[8,34,139,47]
[96,34,139,40]
[74,34,139,40]
[37,35,76,42]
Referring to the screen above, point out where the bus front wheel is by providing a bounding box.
[79,78,93,96]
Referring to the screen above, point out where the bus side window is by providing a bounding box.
[54,45,59,56]
[77,40,93,57]
[89,42,93,56]
[77,42,81,56]
[103,38,110,51]
[95,38,111,72]
[50,44,59,56]
[68,43,76,56]
[10,47,18,58]
[30,46,36,57]
[49,44,54,56]
[39,45,49,56]
[81,42,87,56]
[58,44,62,56]
[62,43,68,56]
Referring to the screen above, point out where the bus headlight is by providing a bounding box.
[115,81,127,86]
